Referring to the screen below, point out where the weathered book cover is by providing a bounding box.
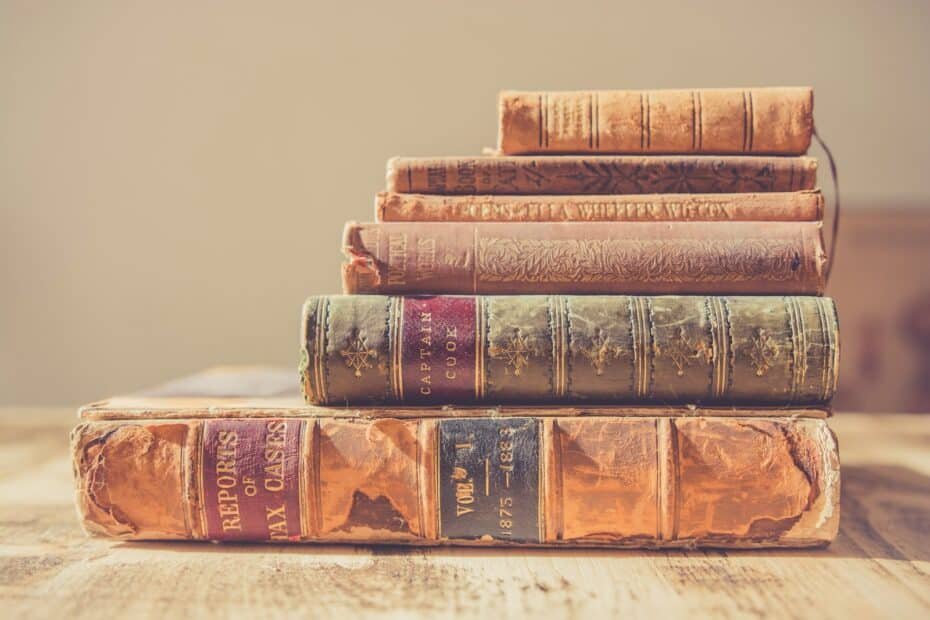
[375,190,824,222]
[498,88,813,155]
[342,221,827,295]
[386,155,817,195]
[300,296,839,406]
[72,371,839,548]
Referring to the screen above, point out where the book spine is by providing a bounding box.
[299,295,839,406]
[341,221,827,295]
[72,415,840,548]
[498,88,813,155]
[376,191,824,222]
[386,155,817,194]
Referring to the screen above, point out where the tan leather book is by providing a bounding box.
[375,190,824,222]
[72,370,838,548]
[498,88,813,155]
[342,221,827,295]
[300,296,839,407]
[386,155,816,195]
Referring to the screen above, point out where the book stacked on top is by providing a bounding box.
[72,88,840,549]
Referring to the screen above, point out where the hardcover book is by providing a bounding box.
[375,190,824,222]
[386,155,817,195]
[342,221,827,295]
[72,369,839,549]
[498,88,813,155]
[300,295,839,406]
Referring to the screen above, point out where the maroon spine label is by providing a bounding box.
[202,419,304,542]
[401,296,476,403]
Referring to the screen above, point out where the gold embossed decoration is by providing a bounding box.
[340,331,378,378]
[477,237,803,284]
[748,327,780,376]
[580,328,627,376]
[489,328,535,377]
[658,327,713,377]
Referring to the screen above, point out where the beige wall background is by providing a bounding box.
[2,0,929,405]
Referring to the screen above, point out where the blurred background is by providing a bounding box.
[2,1,928,410]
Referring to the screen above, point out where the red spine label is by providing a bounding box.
[401,296,477,403]
[202,419,304,542]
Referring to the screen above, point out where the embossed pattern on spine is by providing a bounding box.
[475,238,808,284]
[342,221,826,295]
[300,295,840,406]
[499,88,813,155]
[386,156,817,195]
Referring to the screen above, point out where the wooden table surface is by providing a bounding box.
[1,409,928,619]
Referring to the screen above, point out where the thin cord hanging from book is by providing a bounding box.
[813,126,840,279]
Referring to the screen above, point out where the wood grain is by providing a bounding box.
[1,409,928,618]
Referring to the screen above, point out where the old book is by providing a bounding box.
[375,190,824,222]
[498,88,813,155]
[73,391,839,548]
[386,155,816,195]
[342,221,827,295]
[300,295,839,406]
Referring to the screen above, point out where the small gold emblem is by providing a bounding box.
[659,327,713,377]
[340,332,378,378]
[580,328,627,376]
[748,328,780,376]
[489,328,535,377]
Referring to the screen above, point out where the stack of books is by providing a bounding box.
[72,88,840,549]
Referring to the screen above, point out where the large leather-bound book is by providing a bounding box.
[498,88,813,155]
[300,295,839,406]
[386,156,816,195]
[342,222,827,295]
[375,190,824,222]
[72,369,839,548]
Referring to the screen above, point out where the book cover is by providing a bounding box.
[375,190,824,222]
[386,155,817,195]
[300,296,839,406]
[498,88,813,155]
[72,370,838,549]
[342,222,827,295]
